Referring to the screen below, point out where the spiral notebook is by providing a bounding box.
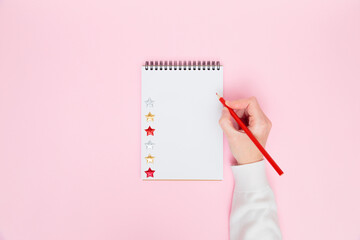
[141,61,223,180]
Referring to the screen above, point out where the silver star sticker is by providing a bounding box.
[145,140,155,150]
[145,98,154,108]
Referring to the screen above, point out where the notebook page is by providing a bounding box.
[141,66,223,180]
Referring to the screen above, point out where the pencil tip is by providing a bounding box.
[216,93,221,99]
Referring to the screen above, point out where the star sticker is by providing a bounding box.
[145,98,154,108]
[145,154,155,163]
[145,126,155,136]
[145,168,155,178]
[145,112,155,122]
[145,140,155,149]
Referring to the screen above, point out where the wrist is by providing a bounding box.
[236,157,264,165]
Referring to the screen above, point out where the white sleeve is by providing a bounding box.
[230,160,282,240]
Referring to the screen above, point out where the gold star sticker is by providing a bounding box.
[145,112,155,122]
[145,154,155,163]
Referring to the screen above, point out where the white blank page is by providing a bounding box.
[141,65,223,180]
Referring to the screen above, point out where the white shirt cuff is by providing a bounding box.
[231,160,269,192]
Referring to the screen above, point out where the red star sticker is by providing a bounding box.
[145,168,155,178]
[145,126,155,136]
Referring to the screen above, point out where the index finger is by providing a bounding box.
[225,96,267,125]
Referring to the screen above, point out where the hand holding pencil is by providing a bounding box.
[217,94,283,175]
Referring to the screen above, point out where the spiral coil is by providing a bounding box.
[145,61,221,70]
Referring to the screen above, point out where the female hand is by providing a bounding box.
[218,97,272,165]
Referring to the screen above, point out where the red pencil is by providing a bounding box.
[216,93,284,176]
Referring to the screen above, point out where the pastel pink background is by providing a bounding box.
[0,0,359,239]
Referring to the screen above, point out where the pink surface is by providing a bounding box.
[0,0,359,239]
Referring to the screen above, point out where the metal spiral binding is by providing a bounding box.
[145,61,221,70]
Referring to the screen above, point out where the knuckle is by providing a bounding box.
[249,96,257,102]
[218,117,226,127]
[257,120,271,132]
[259,121,268,129]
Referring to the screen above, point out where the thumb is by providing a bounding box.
[218,107,238,138]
